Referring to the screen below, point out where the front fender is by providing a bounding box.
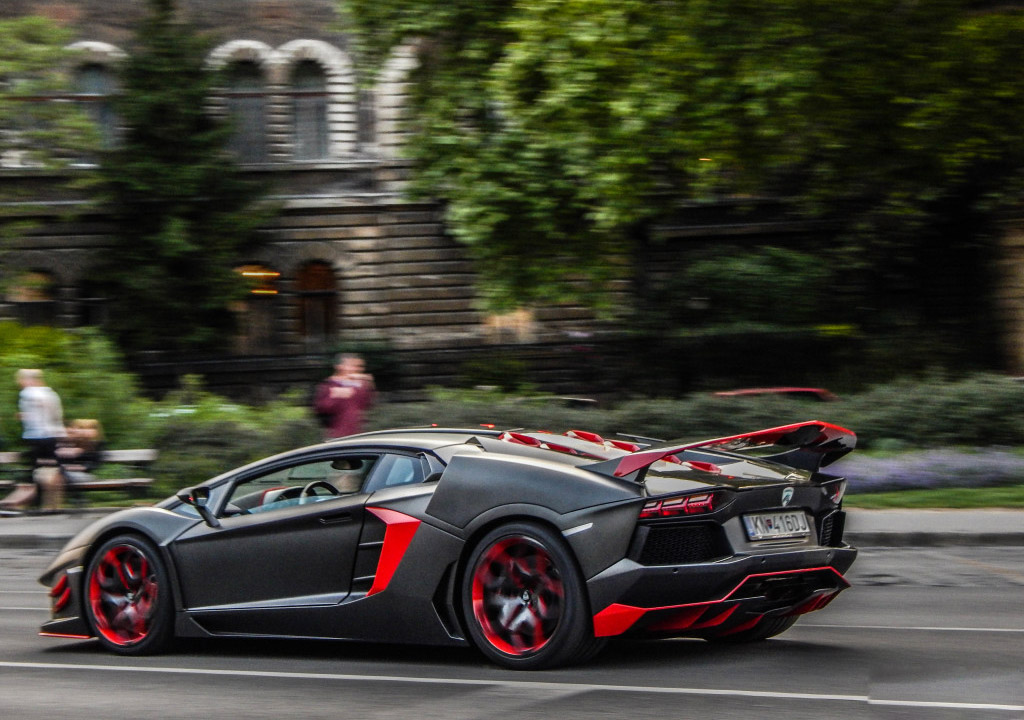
[39,507,202,586]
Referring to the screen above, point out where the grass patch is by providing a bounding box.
[845,484,1024,509]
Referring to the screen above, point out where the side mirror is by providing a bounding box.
[176,486,220,528]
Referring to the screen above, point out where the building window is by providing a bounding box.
[76,279,109,327]
[296,261,336,348]
[224,61,267,164]
[6,270,57,325]
[74,63,119,150]
[290,60,328,161]
[233,264,279,354]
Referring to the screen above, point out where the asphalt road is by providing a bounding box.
[1,546,1022,720]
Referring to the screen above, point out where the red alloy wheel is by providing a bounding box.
[470,535,565,656]
[87,543,159,647]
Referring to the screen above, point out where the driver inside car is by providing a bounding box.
[327,457,367,494]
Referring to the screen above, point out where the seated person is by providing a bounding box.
[328,457,369,494]
[57,419,105,483]
[38,419,105,509]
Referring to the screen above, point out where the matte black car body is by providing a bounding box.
[40,422,858,669]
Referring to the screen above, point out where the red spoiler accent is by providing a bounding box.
[586,420,856,479]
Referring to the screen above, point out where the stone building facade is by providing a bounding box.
[0,0,597,394]
[9,1,1021,392]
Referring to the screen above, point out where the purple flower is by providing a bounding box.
[828,449,1024,493]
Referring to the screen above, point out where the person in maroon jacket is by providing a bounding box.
[313,354,376,439]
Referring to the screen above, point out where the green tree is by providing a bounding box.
[0,16,100,267]
[345,0,1024,352]
[96,0,273,354]
[0,16,98,170]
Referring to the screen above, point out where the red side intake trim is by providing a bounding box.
[365,507,421,597]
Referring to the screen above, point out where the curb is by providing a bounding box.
[0,535,78,550]
[845,531,1024,547]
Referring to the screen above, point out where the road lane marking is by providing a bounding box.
[801,623,1024,633]
[0,661,1021,712]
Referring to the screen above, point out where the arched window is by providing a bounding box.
[74,63,119,149]
[6,270,57,325]
[233,264,280,354]
[290,60,328,161]
[296,261,337,348]
[224,61,267,164]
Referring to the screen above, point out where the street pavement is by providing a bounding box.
[0,506,1021,549]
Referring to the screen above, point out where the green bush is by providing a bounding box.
[6,319,1022,502]
[0,322,155,448]
[365,373,1024,449]
[146,379,320,495]
[149,415,319,496]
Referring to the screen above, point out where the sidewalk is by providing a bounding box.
[1,507,1022,550]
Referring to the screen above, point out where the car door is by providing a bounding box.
[170,453,380,613]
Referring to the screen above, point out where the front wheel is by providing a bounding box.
[83,534,174,655]
[461,521,603,670]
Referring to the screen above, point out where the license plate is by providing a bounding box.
[743,510,810,541]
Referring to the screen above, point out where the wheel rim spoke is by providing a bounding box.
[88,544,157,646]
[472,535,564,656]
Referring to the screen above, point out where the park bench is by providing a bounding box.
[0,448,158,506]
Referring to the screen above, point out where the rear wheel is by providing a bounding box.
[461,521,603,670]
[84,534,173,655]
[705,615,799,643]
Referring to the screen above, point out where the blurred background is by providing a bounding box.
[2,0,1024,504]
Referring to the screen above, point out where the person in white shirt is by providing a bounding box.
[6,369,67,509]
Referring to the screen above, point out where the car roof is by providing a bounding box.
[327,427,626,468]
[329,427,504,450]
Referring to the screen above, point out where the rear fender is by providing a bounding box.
[427,453,641,581]
[426,453,637,529]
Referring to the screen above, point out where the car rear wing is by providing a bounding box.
[582,420,856,481]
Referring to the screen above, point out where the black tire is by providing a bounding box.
[83,534,174,655]
[461,521,604,670]
[705,615,799,643]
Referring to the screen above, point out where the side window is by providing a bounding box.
[224,60,268,163]
[365,454,427,493]
[223,455,378,516]
[290,59,329,161]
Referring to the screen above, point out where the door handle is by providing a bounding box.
[319,512,353,525]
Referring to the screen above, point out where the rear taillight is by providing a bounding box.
[822,479,847,505]
[640,491,722,519]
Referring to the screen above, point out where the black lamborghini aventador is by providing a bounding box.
[39,421,858,669]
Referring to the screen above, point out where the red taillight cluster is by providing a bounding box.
[822,479,847,505]
[640,492,720,519]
